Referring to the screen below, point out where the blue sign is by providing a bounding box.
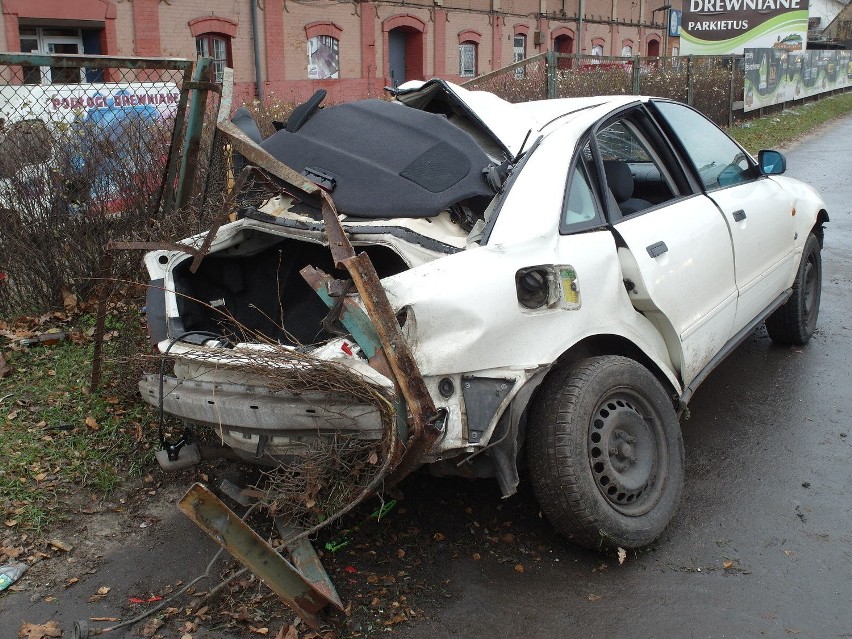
[669,10,682,38]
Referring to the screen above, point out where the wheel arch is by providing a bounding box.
[812,209,829,247]
[553,333,678,397]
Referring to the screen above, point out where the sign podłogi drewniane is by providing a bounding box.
[680,0,809,55]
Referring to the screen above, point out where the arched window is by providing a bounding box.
[513,28,528,78]
[195,34,230,82]
[621,40,634,57]
[189,17,237,83]
[306,22,342,80]
[458,30,481,78]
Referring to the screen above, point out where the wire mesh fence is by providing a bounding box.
[464,52,746,126]
[0,54,201,317]
[461,53,549,102]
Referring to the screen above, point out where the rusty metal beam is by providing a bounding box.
[189,165,255,273]
[276,522,343,611]
[317,193,441,484]
[178,483,342,629]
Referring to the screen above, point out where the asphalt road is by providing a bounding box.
[1,112,849,639]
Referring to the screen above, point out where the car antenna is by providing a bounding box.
[513,129,533,163]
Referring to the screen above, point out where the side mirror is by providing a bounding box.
[758,150,786,175]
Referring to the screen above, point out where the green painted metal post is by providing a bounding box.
[729,55,736,127]
[546,50,557,99]
[174,57,212,211]
[632,56,640,95]
[159,63,196,217]
[685,56,691,104]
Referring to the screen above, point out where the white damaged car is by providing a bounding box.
[140,80,827,550]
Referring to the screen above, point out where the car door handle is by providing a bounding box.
[646,241,668,258]
[732,209,747,222]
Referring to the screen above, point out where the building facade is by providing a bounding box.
[1,0,672,103]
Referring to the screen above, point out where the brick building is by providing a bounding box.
[1,0,671,103]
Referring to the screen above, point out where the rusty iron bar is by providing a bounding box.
[318,193,441,484]
[174,57,212,212]
[88,251,114,393]
[189,164,255,274]
[276,522,343,611]
[216,123,320,198]
[178,483,342,629]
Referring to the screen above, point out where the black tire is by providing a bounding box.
[527,356,684,551]
[765,232,822,345]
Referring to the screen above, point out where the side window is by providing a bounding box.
[595,117,678,216]
[653,101,753,190]
[562,149,600,232]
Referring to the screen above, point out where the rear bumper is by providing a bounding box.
[139,373,384,459]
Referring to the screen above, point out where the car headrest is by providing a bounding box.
[603,160,634,202]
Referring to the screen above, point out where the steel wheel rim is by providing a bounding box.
[587,390,667,516]
[803,256,818,324]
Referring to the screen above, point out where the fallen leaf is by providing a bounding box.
[65,577,79,587]
[90,617,120,622]
[17,621,62,639]
[432,532,446,542]
[88,585,111,602]
[61,288,78,313]
[48,539,73,552]
[140,617,163,637]
[383,612,407,626]
[617,547,627,565]
[249,627,270,635]
[85,416,99,431]
[368,451,378,465]
[514,564,524,573]
[472,553,481,560]
[396,548,405,559]
[723,560,735,569]
[588,594,602,602]
[275,625,299,639]
[5,520,17,527]
[0,353,11,378]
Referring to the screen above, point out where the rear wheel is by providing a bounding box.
[527,356,684,550]
[766,232,822,345]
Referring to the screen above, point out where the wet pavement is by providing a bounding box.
[1,113,850,639]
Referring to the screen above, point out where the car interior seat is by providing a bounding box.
[603,160,652,215]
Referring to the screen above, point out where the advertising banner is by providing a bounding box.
[681,0,809,55]
[744,48,852,111]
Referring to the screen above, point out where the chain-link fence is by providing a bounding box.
[465,52,747,127]
[0,54,201,316]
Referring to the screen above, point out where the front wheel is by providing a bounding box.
[765,232,822,345]
[527,356,684,551]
